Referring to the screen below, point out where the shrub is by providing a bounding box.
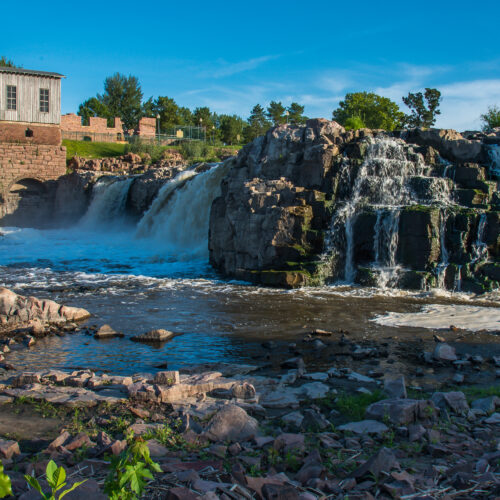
[344,116,366,130]
[180,140,209,160]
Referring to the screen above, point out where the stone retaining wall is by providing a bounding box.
[0,121,61,146]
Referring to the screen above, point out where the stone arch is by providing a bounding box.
[8,177,47,196]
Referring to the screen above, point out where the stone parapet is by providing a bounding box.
[0,122,62,146]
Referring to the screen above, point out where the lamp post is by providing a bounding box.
[212,125,216,146]
[156,114,160,143]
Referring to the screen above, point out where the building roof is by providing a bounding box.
[0,67,65,78]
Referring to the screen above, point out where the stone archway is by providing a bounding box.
[1,178,54,228]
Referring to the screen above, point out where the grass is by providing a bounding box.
[457,385,500,402]
[63,139,127,159]
[333,389,385,421]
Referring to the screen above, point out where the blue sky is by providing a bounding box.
[3,0,500,130]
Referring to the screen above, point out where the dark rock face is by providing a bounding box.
[209,122,499,291]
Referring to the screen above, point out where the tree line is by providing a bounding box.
[1,57,500,138]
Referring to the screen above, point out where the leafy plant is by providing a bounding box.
[104,439,161,500]
[480,105,500,132]
[24,460,86,500]
[0,465,12,498]
[402,88,442,128]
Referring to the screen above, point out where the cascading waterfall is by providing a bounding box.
[135,163,229,258]
[325,137,452,286]
[79,177,134,229]
[471,213,488,263]
[454,265,463,292]
[437,210,449,289]
[488,145,500,178]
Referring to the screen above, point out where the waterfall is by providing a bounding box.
[488,145,500,178]
[471,213,488,263]
[454,265,463,292]
[325,137,450,284]
[79,177,134,229]
[373,209,401,288]
[135,163,228,258]
[437,210,449,289]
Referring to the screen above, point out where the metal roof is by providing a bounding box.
[0,67,65,78]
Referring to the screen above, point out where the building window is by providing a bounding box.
[7,85,16,110]
[40,88,49,113]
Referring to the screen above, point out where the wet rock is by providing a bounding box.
[94,324,123,339]
[131,329,175,342]
[338,420,389,436]
[433,343,458,362]
[384,375,407,399]
[204,405,259,442]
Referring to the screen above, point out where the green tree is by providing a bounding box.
[243,104,271,143]
[0,56,16,67]
[287,102,307,125]
[344,115,366,130]
[266,101,286,125]
[99,73,143,130]
[219,114,245,144]
[402,88,442,128]
[480,105,500,132]
[78,97,111,126]
[332,92,404,131]
[193,107,215,131]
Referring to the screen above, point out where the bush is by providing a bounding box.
[180,140,209,160]
[344,116,366,131]
[480,105,500,132]
[124,140,167,164]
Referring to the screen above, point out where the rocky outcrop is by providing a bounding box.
[0,287,90,327]
[209,122,499,291]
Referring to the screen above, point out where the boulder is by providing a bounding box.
[366,399,437,425]
[384,375,407,399]
[433,343,458,362]
[204,405,259,442]
[153,371,180,385]
[338,420,389,435]
[131,328,175,343]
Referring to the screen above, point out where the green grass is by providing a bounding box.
[63,139,127,159]
[457,385,500,402]
[334,390,385,421]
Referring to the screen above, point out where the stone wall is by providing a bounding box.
[136,117,156,138]
[61,113,124,142]
[0,143,67,226]
[0,122,61,146]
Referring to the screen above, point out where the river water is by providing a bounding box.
[1,164,499,375]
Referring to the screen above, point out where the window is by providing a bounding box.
[40,88,49,113]
[7,85,16,110]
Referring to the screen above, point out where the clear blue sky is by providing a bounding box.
[3,0,499,130]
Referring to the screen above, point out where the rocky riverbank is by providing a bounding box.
[0,356,498,499]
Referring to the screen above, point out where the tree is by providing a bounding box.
[402,88,441,128]
[243,104,271,143]
[219,114,245,145]
[267,101,286,125]
[287,102,307,125]
[332,92,404,131]
[0,56,16,67]
[193,107,215,131]
[480,105,500,132]
[78,97,111,126]
[344,116,366,131]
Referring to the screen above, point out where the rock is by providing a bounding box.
[351,447,398,479]
[48,431,70,450]
[301,409,330,431]
[261,388,300,409]
[131,328,175,342]
[231,382,256,400]
[298,382,331,399]
[471,396,499,413]
[338,420,389,436]
[485,413,500,424]
[65,432,94,451]
[262,483,300,500]
[273,433,305,453]
[0,439,20,459]
[0,287,90,326]
[22,335,35,347]
[348,372,377,383]
[166,487,199,500]
[204,405,259,442]
[366,399,437,425]
[302,372,329,382]
[153,371,180,385]
[110,440,127,455]
[282,411,304,429]
[384,375,407,399]
[433,343,458,362]
[431,391,469,414]
[94,324,123,339]
[452,373,465,384]
[408,423,426,442]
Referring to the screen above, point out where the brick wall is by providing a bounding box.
[0,122,62,146]
[0,143,67,198]
[61,113,124,142]
[137,117,156,137]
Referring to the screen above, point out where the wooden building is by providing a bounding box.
[0,67,65,145]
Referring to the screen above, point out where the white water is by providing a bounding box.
[326,137,452,284]
[79,177,134,229]
[437,210,449,289]
[488,144,500,178]
[471,213,489,263]
[374,304,500,332]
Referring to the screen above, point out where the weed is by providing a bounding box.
[0,464,12,498]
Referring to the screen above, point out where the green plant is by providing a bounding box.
[480,105,500,132]
[0,465,12,498]
[104,439,161,500]
[24,460,86,500]
[334,390,384,421]
[180,140,209,160]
